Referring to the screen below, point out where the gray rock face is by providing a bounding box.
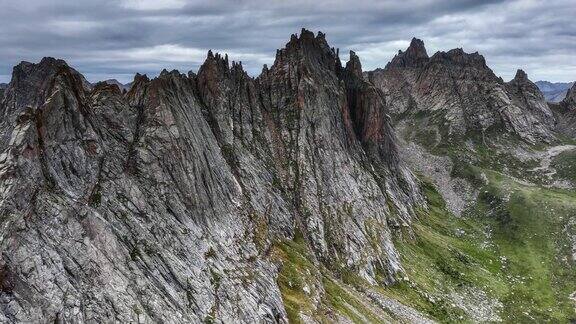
[0,30,423,323]
[367,40,556,143]
[505,69,555,133]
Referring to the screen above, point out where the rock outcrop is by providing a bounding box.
[385,38,429,69]
[367,40,556,143]
[0,30,424,323]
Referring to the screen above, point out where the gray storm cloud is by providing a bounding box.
[0,0,574,83]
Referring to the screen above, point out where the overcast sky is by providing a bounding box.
[0,0,574,84]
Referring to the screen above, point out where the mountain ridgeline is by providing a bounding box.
[0,30,575,323]
[367,38,559,144]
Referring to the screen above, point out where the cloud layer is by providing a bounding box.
[0,0,574,83]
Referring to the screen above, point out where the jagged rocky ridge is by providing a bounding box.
[0,30,425,323]
[367,38,556,143]
[2,30,575,324]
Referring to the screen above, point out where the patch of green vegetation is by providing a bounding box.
[220,143,239,169]
[210,269,222,290]
[383,172,576,323]
[203,312,216,324]
[273,231,396,323]
[88,189,101,207]
[382,184,484,322]
[271,232,321,323]
[551,149,576,183]
[129,243,142,261]
[252,212,269,251]
[409,124,544,185]
[413,127,439,149]
[322,276,391,323]
[471,173,576,322]
[204,247,216,259]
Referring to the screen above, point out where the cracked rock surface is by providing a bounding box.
[0,30,424,323]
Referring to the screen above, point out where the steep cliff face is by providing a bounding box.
[562,83,576,110]
[0,83,7,99]
[0,57,289,323]
[195,29,423,283]
[367,40,556,143]
[551,83,576,138]
[0,30,425,323]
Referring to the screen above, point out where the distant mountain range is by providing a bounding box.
[536,80,574,102]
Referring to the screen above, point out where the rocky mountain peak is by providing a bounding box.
[133,72,149,84]
[506,69,547,103]
[197,51,246,114]
[513,69,528,81]
[2,57,88,117]
[386,37,429,69]
[197,50,250,89]
[430,48,487,69]
[159,69,183,79]
[271,28,340,75]
[507,69,537,89]
[504,68,554,134]
[345,50,363,78]
[201,50,230,75]
[367,39,557,143]
[125,72,150,104]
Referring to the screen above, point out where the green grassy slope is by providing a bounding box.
[387,174,576,322]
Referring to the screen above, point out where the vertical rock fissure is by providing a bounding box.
[33,108,56,190]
